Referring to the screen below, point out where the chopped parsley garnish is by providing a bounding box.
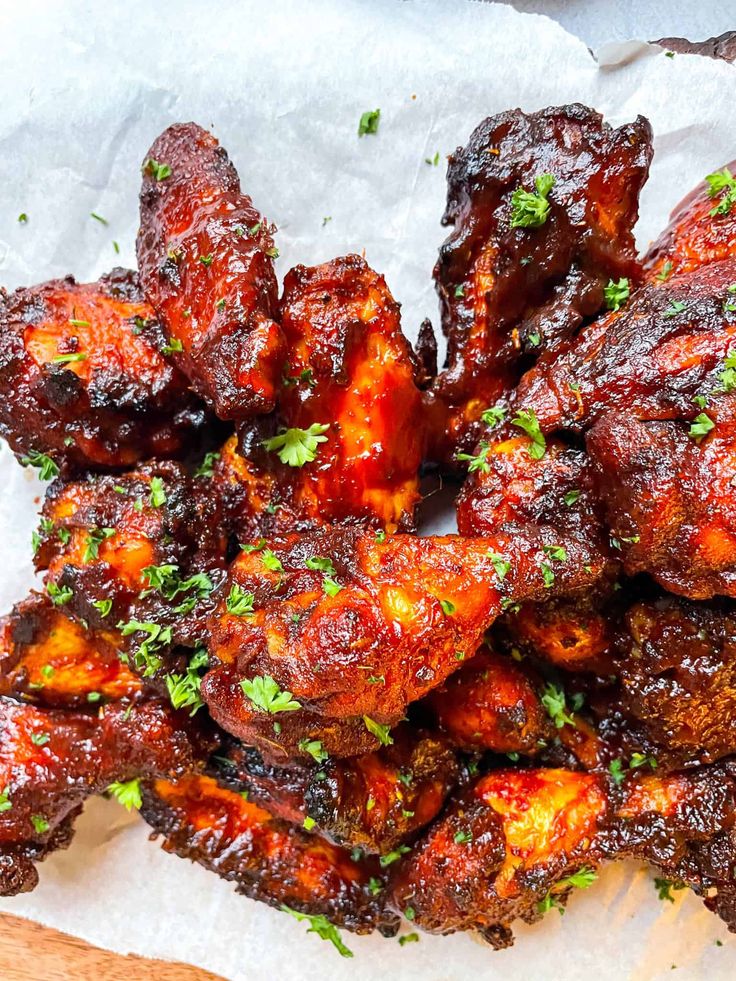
[537,867,597,915]
[90,212,108,226]
[92,598,113,618]
[263,423,329,467]
[149,476,167,507]
[165,646,209,715]
[18,213,27,223]
[629,751,657,770]
[142,564,213,614]
[609,758,626,785]
[303,816,316,831]
[281,905,353,958]
[260,549,284,574]
[689,413,714,442]
[543,544,568,562]
[241,674,301,714]
[510,409,546,459]
[82,526,115,563]
[195,451,220,478]
[363,715,393,746]
[718,349,736,393]
[655,260,674,282]
[21,450,59,481]
[454,284,465,298]
[358,109,381,137]
[107,778,143,811]
[654,877,686,903]
[118,620,172,676]
[0,788,11,812]
[306,556,337,575]
[456,441,491,474]
[563,489,581,506]
[226,584,256,617]
[453,829,472,845]
[31,815,49,835]
[31,732,49,747]
[143,158,171,181]
[398,933,419,946]
[541,681,575,729]
[379,845,411,867]
[52,352,87,365]
[323,576,343,597]
[425,151,440,167]
[161,337,183,355]
[481,405,506,427]
[440,598,456,615]
[241,538,266,554]
[488,551,511,581]
[298,738,328,763]
[663,300,686,318]
[540,563,555,588]
[706,167,736,216]
[510,173,555,229]
[604,277,630,311]
[47,581,73,607]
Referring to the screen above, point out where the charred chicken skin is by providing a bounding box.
[202,526,605,760]
[210,726,459,854]
[0,696,213,896]
[137,123,285,420]
[212,255,425,539]
[140,773,399,938]
[0,591,141,707]
[0,268,205,473]
[392,762,736,947]
[427,104,652,461]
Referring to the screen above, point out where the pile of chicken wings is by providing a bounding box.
[4,105,736,954]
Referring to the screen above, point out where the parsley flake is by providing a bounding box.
[358,109,381,137]
[510,409,546,459]
[263,423,329,467]
[363,715,393,746]
[281,905,353,958]
[510,173,555,229]
[241,674,301,714]
[604,277,630,311]
[107,778,143,811]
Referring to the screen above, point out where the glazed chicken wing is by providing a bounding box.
[137,123,285,420]
[140,773,399,939]
[0,591,141,707]
[211,726,459,854]
[392,762,736,946]
[426,104,652,461]
[202,526,605,760]
[212,255,425,539]
[0,269,205,473]
[0,697,213,896]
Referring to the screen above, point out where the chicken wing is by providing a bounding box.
[137,123,285,420]
[140,773,400,939]
[212,255,425,539]
[0,697,213,896]
[0,269,205,473]
[202,526,606,760]
[426,104,652,461]
[392,762,736,946]
[0,591,141,707]
[211,726,459,854]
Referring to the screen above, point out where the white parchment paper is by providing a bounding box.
[1,1,736,978]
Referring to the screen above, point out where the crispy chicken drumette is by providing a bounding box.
[137,123,285,420]
[211,255,426,539]
[0,696,214,896]
[0,269,206,473]
[426,104,652,461]
[202,526,605,761]
[140,773,399,940]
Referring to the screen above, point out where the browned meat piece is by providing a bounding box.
[391,762,736,946]
[0,697,214,896]
[423,645,553,755]
[202,526,606,760]
[137,123,285,420]
[614,597,736,768]
[426,104,652,461]
[211,255,426,539]
[0,592,141,707]
[0,269,206,473]
[35,461,226,670]
[212,726,458,854]
[140,773,400,940]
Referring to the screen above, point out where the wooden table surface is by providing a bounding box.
[0,912,225,981]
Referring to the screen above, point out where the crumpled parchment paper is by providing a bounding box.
[1,1,735,978]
